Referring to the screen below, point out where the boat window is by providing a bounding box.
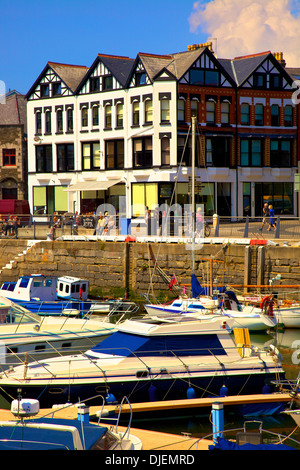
[19,278,30,288]
[82,284,87,292]
[71,285,75,293]
[33,280,43,287]
[65,285,69,294]
[58,283,63,292]
[6,347,18,354]
[35,345,46,351]
[172,303,181,307]
[45,279,52,287]
[62,342,71,348]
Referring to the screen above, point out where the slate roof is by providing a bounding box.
[286,67,300,80]
[0,91,27,127]
[98,54,135,87]
[48,62,89,92]
[26,62,89,98]
[230,52,271,86]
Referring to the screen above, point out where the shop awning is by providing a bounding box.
[65,179,122,191]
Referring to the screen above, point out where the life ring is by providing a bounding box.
[260,295,274,317]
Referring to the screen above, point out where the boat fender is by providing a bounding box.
[268,344,283,362]
[148,383,158,402]
[105,393,117,404]
[262,383,271,394]
[219,385,228,397]
[186,386,196,399]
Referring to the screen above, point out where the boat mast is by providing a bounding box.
[192,116,196,273]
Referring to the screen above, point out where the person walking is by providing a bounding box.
[259,202,269,231]
[268,205,276,231]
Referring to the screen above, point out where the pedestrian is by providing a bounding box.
[268,205,276,231]
[259,202,269,231]
[196,207,203,234]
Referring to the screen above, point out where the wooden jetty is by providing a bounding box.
[0,393,293,450]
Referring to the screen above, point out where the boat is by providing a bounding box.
[0,273,138,317]
[0,393,142,450]
[144,291,277,332]
[0,315,285,409]
[0,296,116,369]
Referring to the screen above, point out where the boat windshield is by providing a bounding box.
[0,304,41,324]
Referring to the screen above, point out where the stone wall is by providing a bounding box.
[0,240,299,299]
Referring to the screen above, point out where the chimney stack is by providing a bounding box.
[273,52,286,67]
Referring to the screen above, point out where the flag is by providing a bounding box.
[169,274,177,290]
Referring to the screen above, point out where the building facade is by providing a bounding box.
[26,45,299,220]
[0,91,27,200]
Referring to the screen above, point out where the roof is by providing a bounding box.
[26,62,89,98]
[230,52,271,86]
[0,91,27,127]
[48,62,89,92]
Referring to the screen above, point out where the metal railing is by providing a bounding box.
[2,213,300,240]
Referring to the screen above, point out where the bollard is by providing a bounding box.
[212,402,224,443]
[77,404,89,423]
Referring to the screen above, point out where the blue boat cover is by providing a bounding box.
[0,418,108,450]
[89,331,226,357]
[209,437,297,451]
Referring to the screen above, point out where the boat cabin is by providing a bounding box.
[0,274,89,302]
[56,276,89,300]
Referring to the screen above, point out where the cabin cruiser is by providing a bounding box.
[0,296,116,369]
[144,291,277,332]
[0,315,284,408]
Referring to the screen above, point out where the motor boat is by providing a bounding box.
[0,315,284,408]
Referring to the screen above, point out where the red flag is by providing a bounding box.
[169,274,177,290]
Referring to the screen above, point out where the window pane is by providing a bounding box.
[178,99,185,121]
[241,103,250,125]
[206,101,215,123]
[105,105,112,128]
[205,70,219,86]
[82,143,91,170]
[92,143,100,168]
[106,141,115,168]
[284,105,293,126]
[190,69,204,85]
[221,102,230,124]
[161,99,170,122]
[251,140,261,166]
[240,139,249,166]
[132,101,139,125]
[145,100,153,123]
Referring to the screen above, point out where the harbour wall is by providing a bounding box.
[0,240,299,300]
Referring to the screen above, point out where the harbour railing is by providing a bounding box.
[3,213,300,241]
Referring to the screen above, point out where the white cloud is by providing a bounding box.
[189,0,300,66]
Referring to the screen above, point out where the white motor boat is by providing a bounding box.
[144,292,277,331]
[0,315,284,408]
[0,297,116,369]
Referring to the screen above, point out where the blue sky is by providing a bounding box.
[1,0,299,95]
[0,0,207,94]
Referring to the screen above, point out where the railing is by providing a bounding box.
[3,213,300,240]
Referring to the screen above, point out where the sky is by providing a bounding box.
[1,0,300,95]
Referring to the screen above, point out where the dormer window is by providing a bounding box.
[52,82,61,96]
[253,73,266,88]
[135,72,146,86]
[103,75,113,90]
[90,77,100,92]
[40,84,49,97]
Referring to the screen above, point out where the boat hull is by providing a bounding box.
[274,308,300,328]
[144,305,275,331]
[0,367,284,408]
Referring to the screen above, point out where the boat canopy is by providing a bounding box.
[0,418,108,450]
[88,331,227,357]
